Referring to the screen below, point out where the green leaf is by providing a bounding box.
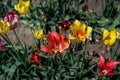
[7,61,22,78]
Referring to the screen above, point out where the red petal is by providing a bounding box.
[41,45,54,55]
[98,72,103,76]
[99,54,105,68]
[106,71,117,76]
[47,32,60,47]
[114,61,120,66]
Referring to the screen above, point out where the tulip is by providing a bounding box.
[41,32,70,55]
[0,20,10,34]
[82,5,88,11]
[0,39,6,51]
[98,54,120,76]
[4,11,20,29]
[103,28,116,46]
[35,29,45,40]
[117,32,120,39]
[14,0,30,14]
[30,50,41,66]
[60,20,71,31]
[69,20,92,42]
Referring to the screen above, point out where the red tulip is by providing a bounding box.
[41,32,70,55]
[4,11,20,29]
[30,50,41,66]
[82,5,88,11]
[60,20,71,31]
[98,54,120,76]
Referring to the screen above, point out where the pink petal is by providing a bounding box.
[99,54,105,68]
[114,61,120,66]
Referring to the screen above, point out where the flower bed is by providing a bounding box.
[0,0,120,80]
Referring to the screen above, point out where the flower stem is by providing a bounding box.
[13,29,24,49]
[80,41,87,78]
[5,34,27,69]
[114,40,120,57]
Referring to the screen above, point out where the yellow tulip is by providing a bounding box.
[117,32,120,39]
[103,28,116,46]
[69,20,92,42]
[14,0,30,14]
[35,29,45,40]
[0,20,10,34]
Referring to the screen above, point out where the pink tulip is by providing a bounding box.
[4,11,20,29]
[0,39,6,51]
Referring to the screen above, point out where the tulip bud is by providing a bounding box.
[0,39,6,51]
[82,5,88,11]
[4,11,20,29]
[60,20,71,31]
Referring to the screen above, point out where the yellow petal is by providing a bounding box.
[103,28,117,46]
[86,26,92,36]
[80,23,86,32]
[117,32,120,39]
[14,0,30,14]
[73,20,81,26]
[0,20,10,34]
[103,29,109,40]
[70,20,81,33]
[109,29,116,46]
[35,29,44,40]
[69,34,76,40]
[110,28,116,38]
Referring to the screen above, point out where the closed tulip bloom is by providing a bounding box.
[35,29,44,40]
[4,11,20,29]
[0,20,10,34]
[30,50,41,66]
[60,20,71,31]
[82,5,88,11]
[103,28,116,46]
[14,0,30,14]
[98,54,120,76]
[69,20,92,42]
[41,32,70,55]
[0,39,6,51]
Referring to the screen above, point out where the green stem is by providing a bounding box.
[5,34,15,49]
[0,34,11,44]
[80,41,87,78]
[30,28,37,49]
[5,34,27,69]
[13,29,24,49]
[114,40,120,57]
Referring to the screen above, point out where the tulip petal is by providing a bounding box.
[86,26,92,37]
[99,54,105,68]
[106,71,117,76]
[80,23,86,32]
[103,28,117,46]
[109,29,116,46]
[103,29,109,40]
[69,34,76,40]
[73,20,81,28]
[98,72,102,76]
[114,61,120,66]
[41,45,53,55]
